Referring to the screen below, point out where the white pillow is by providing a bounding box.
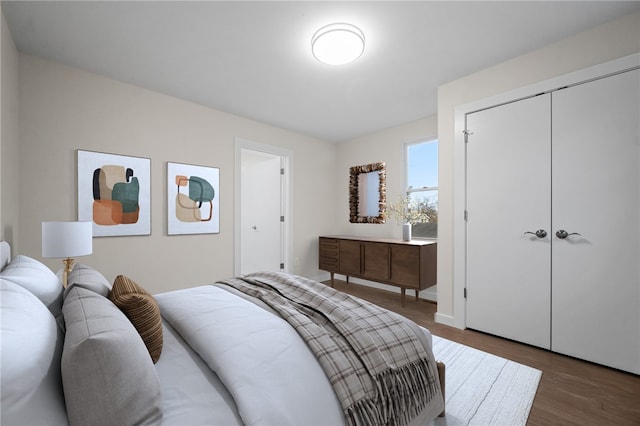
[64,263,112,298]
[0,280,68,425]
[0,255,63,318]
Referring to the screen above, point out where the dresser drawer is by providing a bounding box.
[319,237,339,271]
[319,238,339,257]
[320,245,338,257]
[319,257,339,271]
[319,237,338,248]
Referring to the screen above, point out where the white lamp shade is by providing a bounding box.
[42,221,93,258]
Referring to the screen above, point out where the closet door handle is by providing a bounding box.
[556,229,581,239]
[524,229,547,238]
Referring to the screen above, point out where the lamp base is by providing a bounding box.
[62,257,75,288]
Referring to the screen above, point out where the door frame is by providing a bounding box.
[234,138,293,276]
[447,53,640,330]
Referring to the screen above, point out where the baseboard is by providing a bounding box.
[422,285,437,302]
[309,272,330,283]
[435,312,459,328]
[323,274,437,302]
[346,276,404,294]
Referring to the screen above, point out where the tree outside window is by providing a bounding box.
[406,139,438,239]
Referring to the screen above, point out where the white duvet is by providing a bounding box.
[155,285,346,426]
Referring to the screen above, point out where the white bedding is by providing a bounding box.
[156,283,441,426]
[156,285,346,426]
[1,240,443,426]
[156,320,242,426]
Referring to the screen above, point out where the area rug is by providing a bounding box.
[430,335,542,426]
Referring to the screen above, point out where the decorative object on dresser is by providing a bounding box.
[319,235,437,306]
[348,162,386,224]
[386,195,437,241]
[41,221,93,288]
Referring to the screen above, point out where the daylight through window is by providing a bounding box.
[406,139,438,238]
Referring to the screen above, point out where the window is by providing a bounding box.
[405,139,438,238]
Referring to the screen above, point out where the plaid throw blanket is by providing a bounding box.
[217,272,441,426]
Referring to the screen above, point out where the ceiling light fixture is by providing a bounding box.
[311,23,365,66]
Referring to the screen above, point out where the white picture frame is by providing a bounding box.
[167,162,220,235]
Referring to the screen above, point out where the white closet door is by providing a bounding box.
[466,94,552,349]
[552,69,640,373]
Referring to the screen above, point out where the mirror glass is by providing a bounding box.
[349,162,386,223]
[358,172,380,217]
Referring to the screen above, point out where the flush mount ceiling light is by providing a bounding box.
[311,23,365,65]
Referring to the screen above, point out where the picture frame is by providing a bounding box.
[77,150,151,237]
[167,162,220,235]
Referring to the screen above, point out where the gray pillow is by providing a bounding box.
[0,280,68,425]
[0,254,63,318]
[62,286,163,426]
[64,263,112,298]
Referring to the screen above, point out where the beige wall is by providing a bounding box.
[337,115,438,240]
[327,115,437,295]
[8,10,639,302]
[436,11,640,326]
[1,11,19,251]
[18,55,338,293]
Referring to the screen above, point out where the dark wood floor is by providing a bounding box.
[325,279,640,426]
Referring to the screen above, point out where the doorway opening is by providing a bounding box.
[234,138,292,276]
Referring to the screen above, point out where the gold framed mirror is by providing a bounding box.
[349,162,386,223]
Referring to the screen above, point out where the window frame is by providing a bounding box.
[404,138,438,239]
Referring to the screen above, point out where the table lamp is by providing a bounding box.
[42,221,93,288]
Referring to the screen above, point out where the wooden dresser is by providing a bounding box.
[319,235,437,306]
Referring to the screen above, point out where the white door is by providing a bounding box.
[551,69,640,373]
[239,148,283,274]
[466,94,552,349]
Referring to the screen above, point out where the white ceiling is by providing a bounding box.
[3,1,639,142]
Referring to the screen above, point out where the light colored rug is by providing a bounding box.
[430,335,542,426]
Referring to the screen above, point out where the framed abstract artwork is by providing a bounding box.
[167,162,220,235]
[77,150,151,237]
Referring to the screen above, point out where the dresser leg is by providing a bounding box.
[401,288,406,307]
[330,272,334,287]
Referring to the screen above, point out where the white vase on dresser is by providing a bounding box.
[402,223,412,241]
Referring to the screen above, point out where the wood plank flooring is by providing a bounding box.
[325,279,640,426]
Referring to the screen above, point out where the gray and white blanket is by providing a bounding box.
[217,271,443,426]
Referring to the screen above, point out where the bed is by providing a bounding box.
[0,240,444,426]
